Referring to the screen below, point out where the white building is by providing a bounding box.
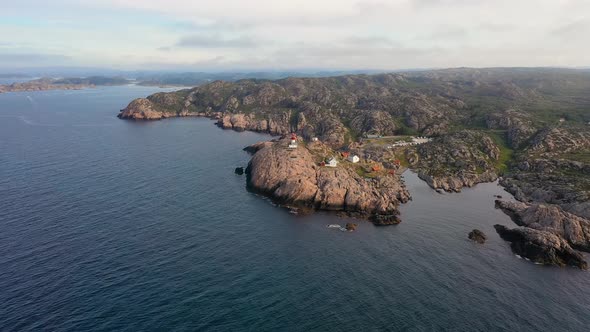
[311,137,319,142]
[348,155,360,163]
[326,157,338,167]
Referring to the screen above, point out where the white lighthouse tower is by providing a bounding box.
[288,133,298,149]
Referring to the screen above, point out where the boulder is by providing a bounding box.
[345,223,358,231]
[234,167,244,175]
[468,229,487,244]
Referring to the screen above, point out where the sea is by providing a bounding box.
[1,85,589,331]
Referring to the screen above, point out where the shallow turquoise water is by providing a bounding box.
[1,86,589,331]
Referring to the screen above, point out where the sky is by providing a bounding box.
[0,0,589,71]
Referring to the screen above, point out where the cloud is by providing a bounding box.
[175,34,258,48]
[551,19,590,36]
[1,0,590,69]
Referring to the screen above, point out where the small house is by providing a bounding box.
[348,155,360,163]
[341,151,350,158]
[326,157,338,168]
[311,137,319,142]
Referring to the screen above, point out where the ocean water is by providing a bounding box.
[1,86,589,331]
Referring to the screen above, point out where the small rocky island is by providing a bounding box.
[117,68,590,269]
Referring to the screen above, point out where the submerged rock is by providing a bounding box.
[494,225,587,269]
[369,213,402,226]
[468,229,487,244]
[234,167,244,175]
[345,223,358,231]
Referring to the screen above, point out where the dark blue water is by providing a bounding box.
[1,86,589,331]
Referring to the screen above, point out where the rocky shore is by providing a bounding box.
[494,200,590,269]
[245,138,411,225]
[494,225,587,269]
[0,79,90,93]
[0,76,129,93]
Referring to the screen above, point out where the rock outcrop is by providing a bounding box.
[468,229,487,244]
[118,98,171,120]
[411,130,501,192]
[245,139,411,224]
[494,225,587,269]
[500,125,590,219]
[486,109,536,149]
[345,223,358,231]
[494,200,590,251]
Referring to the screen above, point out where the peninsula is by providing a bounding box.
[0,76,130,93]
[118,68,590,268]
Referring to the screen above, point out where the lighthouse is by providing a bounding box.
[288,133,298,149]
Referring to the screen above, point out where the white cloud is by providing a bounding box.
[0,0,589,69]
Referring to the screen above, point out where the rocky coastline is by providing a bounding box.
[0,76,129,93]
[493,200,590,269]
[116,70,590,268]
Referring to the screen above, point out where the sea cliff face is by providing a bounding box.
[245,139,411,225]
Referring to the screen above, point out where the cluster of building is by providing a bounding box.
[387,136,432,148]
[320,152,360,168]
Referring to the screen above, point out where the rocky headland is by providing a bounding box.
[494,224,587,269]
[245,138,410,225]
[0,78,90,93]
[408,130,501,192]
[0,76,129,93]
[494,200,590,269]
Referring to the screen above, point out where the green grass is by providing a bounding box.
[484,130,514,173]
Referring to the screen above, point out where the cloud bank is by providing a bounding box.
[0,0,589,70]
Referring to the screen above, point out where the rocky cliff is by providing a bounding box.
[245,138,411,224]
